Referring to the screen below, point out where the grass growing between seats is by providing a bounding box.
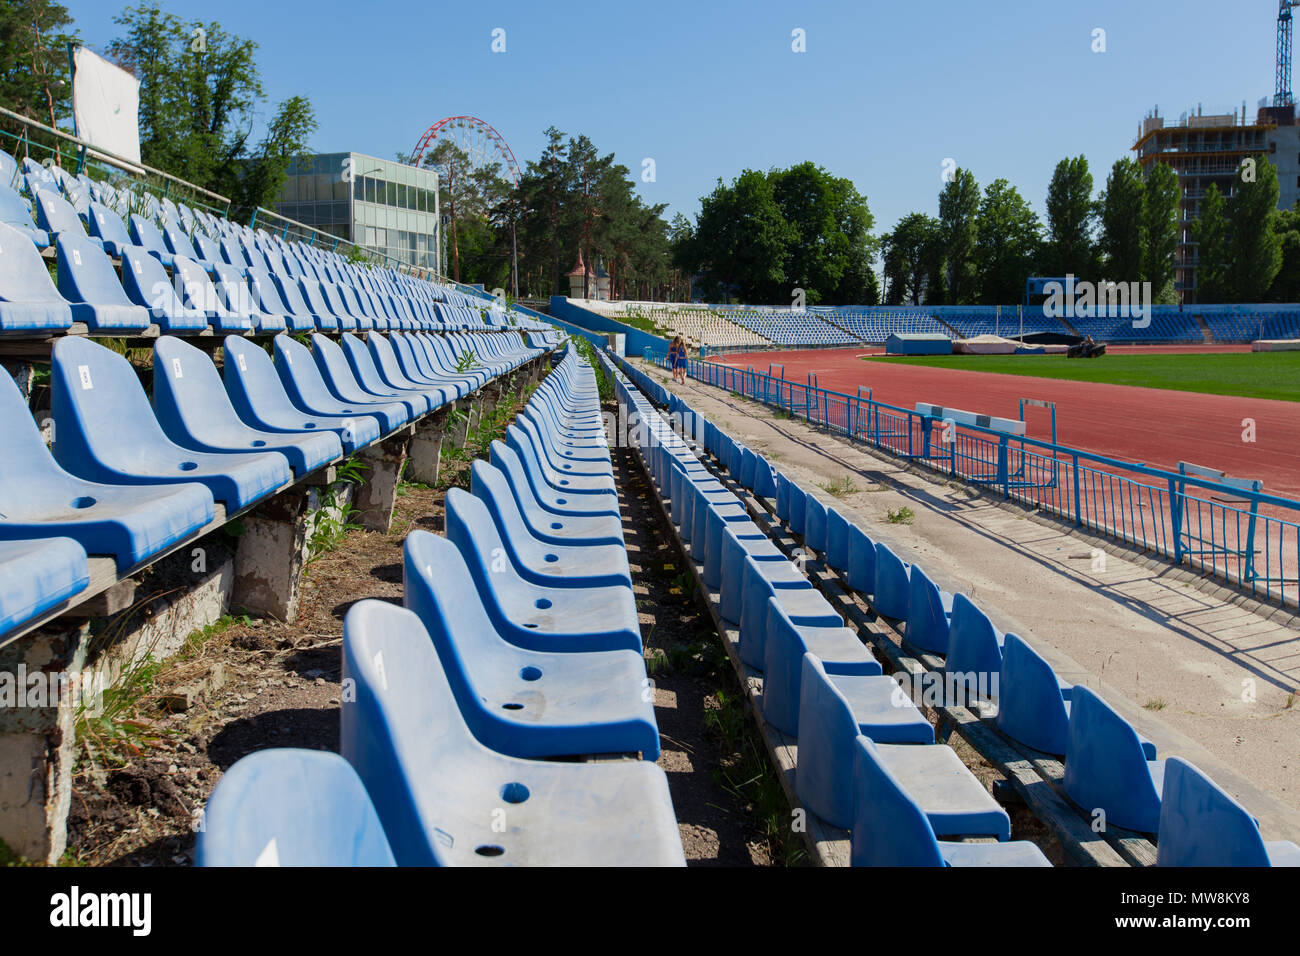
[864,352,1300,402]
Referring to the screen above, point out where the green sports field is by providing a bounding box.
[863,352,1300,402]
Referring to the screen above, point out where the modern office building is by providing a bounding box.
[1133,102,1300,301]
[270,151,441,270]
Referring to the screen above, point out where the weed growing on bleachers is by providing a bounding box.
[76,654,170,769]
[886,506,916,525]
[819,475,859,498]
[453,350,480,374]
[305,458,368,569]
[1144,697,1168,711]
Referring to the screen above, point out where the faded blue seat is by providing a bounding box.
[753,456,777,499]
[803,494,828,552]
[367,332,464,397]
[211,262,286,333]
[404,530,657,759]
[1156,757,1300,867]
[445,490,640,653]
[506,423,616,496]
[850,737,1050,867]
[310,333,429,418]
[691,494,744,562]
[996,633,1072,754]
[32,187,98,246]
[0,185,48,247]
[873,542,911,619]
[247,265,315,332]
[274,335,408,434]
[738,447,757,489]
[51,337,290,512]
[340,333,454,410]
[197,749,395,867]
[760,598,881,736]
[119,245,208,332]
[222,336,379,454]
[825,508,850,572]
[471,459,622,547]
[0,537,89,636]
[943,594,1004,705]
[0,372,213,570]
[85,202,133,257]
[0,221,73,331]
[846,525,876,594]
[787,485,808,535]
[719,523,787,624]
[775,472,792,521]
[489,440,618,518]
[152,337,341,478]
[1063,686,1166,833]
[702,501,755,587]
[340,599,685,866]
[174,254,252,333]
[796,653,935,826]
[905,565,953,654]
[128,213,174,267]
[738,553,838,670]
[55,233,151,331]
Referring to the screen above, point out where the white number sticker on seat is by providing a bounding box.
[237,353,247,371]
[78,365,93,390]
[172,358,183,378]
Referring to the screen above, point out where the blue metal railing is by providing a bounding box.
[642,354,1300,609]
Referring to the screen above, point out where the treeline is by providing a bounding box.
[670,163,879,306]
[883,154,1297,307]
[1,0,317,214]
[413,127,685,300]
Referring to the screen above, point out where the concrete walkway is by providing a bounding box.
[637,359,1300,843]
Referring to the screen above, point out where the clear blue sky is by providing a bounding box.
[62,0,1286,236]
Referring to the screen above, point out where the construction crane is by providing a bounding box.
[1277,0,1300,107]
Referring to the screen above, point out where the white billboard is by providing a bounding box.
[71,46,141,167]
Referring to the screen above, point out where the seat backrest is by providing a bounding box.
[87,201,133,247]
[56,232,133,307]
[942,593,1001,700]
[1156,757,1271,867]
[128,213,169,255]
[197,748,395,867]
[50,336,170,459]
[33,186,86,237]
[120,244,186,316]
[850,736,945,867]
[1063,685,1161,825]
[0,184,39,231]
[998,635,1070,753]
[873,542,910,618]
[0,221,66,307]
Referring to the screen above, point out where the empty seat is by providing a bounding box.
[905,565,953,654]
[128,213,174,266]
[845,525,876,594]
[0,220,73,331]
[85,202,133,257]
[943,594,1004,706]
[197,749,395,867]
[403,531,658,759]
[996,633,1072,755]
[32,187,97,245]
[50,337,290,511]
[340,599,685,866]
[1156,757,1300,867]
[274,335,408,434]
[119,245,208,332]
[55,233,152,331]
[1063,686,1165,833]
[850,737,1050,867]
[0,537,89,636]
[0,184,48,247]
[873,542,910,619]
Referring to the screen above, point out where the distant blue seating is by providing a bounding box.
[850,737,1050,867]
[1156,758,1300,867]
[197,749,395,867]
[127,213,174,266]
[273,335,408,434]
[0,537,89,636]
[402,530,658,759]
[50,337,290,511]
[1063,686,1165,833]
[340,599,685,866]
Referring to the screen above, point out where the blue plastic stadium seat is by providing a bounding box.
[273,335,408,434]
[32,187,98,246]
[1156,757,1300,867]
[50,337,290,511]
[55,234,152,331]
[1063,685,1166,833]
[873,542,911,619]
[211,262,286,333]
[403,530,658,758]
[127,213,174,266]
[825,508,850,572]
[942,593,1005,705]
[718,523,787,624]
[850,737,1050,867]
[85,202,133,257]
[846,525,876,594]
[0,185,48,247]
[761,596,882,736]
[0,221,73,331]
[340,599,685,866]
[174,255,252,333]
[0,372,213,570]
[197,749,395,867]
[117,245,207,332]
[796,653,935,826]
[996,633,1072,754]
[340,333,454,410]
[737,553,839,670]
[311,332,428,418]
[152,337,342,478]
[905,565,953,654]
[471,459,623,548]
[0,537,89,636]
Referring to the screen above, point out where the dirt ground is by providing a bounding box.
[62,393,786,867]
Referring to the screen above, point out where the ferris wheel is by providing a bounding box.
[408,115,522,187]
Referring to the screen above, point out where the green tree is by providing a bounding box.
[1227,155,1283,301]
[233,94,316,214]
[1266,205,1300,302]
[1044,156,1096,278]
[1142,161,1181,304]
[1192,183,1229,302]
[517,126,573,295]
[882,213,942,306]
[683,170,794,303]
[973,179,1042,305]
[0,0,78,150]
[938,168,980,304]
[1099,157,1144,282]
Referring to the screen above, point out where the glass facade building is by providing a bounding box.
[271,151,441,270]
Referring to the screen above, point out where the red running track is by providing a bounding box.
[709,348,1300,501]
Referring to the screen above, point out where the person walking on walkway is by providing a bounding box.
[669,334,689,385]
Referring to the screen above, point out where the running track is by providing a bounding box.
[708,347,1300,501]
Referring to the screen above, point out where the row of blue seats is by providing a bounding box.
[195,345,687,866]
[612,350,1300,867]
[605,353,1049,866]
[0,329,544,639]
[2,153,556,336]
